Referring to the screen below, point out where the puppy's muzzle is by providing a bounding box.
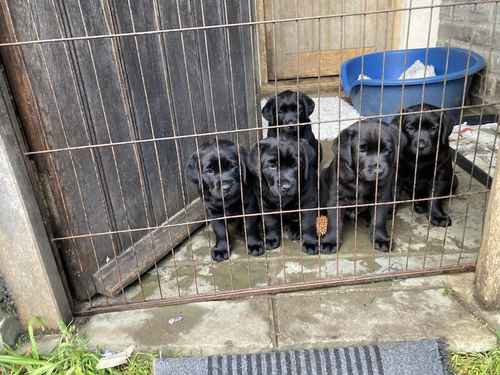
[221,182,233,195]
[280,182,293,194]
[365,163,387,181]
[418,139,429,150]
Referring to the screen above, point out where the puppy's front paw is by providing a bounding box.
[247,239,265,257]
[371,230,392,252]
[320,240,339,254]
[288,227,301,241]
[373,238,391,252]
[212,246,230,262]
[414,202,428,214]
[431,214,452,227]
[265,234,281,250]
[302,239,319,255]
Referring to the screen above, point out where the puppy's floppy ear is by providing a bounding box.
[299,92,315,118]
[439,110,454,146]
[262,97,277,123]
[247,141,263,177]
[237,146,248,184]
[186,151,201,185]
[337,126,357,181]
[298,139,314,181]
[387,120,407,155]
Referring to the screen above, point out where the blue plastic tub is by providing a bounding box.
[340,47,486,122]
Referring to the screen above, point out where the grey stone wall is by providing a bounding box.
[438,0,500,104]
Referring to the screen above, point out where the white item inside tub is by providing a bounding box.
[357,73,372,80]
[399,60,436,80]
[261,96,360,141]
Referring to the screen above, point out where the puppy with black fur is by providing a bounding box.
[249,137,320,254]
[321,120,404,253]
[186,140,263,262]
[262,90,320,154]
[392,103,457,226]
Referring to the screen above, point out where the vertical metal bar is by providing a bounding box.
[373,7,389,271]
[410,0,439,270]
[315,2,322,279]
[221,0,253,287]
[335,0,346,278]
[394,0,415,271]
[295,0,306,281]
[270,0,287,284]
[353,0,369,277]
[197,0,235,291]
[251,0,272,288]
[151,0,187,298]
[123,1,166,300]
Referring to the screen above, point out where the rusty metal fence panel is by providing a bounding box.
[0,0,497,315]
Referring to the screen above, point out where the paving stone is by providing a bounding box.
[447,272,500,332]
[274,287,497,353]
[79,296,274,356]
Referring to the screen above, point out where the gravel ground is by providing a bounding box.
[0,276,17,316]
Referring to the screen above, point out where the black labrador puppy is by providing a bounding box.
[186,140,263,262]
[249,137,320,254]
[392,104,457,226]
[321,120,404,253]
[262,90,321,155]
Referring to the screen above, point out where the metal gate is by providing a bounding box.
[0,0,497,315]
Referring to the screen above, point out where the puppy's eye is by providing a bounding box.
[358,144,368,152]
[270,161,279,169]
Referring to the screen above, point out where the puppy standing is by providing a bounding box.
[249,137,320,254]
[262,90,321,154]
[392,104,457,226]
[321,120,403,253]
[186,140,263,262]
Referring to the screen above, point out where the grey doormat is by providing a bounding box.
[154,339,450,374]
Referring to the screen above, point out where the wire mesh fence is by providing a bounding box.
[0,0,498,314]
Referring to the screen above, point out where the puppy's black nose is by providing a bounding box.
[418,140,428,149]
[283,118,297,125]
[280,182,292,193]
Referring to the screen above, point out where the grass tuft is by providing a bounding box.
[450,347,500,375]
[0,318,154,374]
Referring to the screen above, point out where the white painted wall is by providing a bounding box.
[398,0,441,49]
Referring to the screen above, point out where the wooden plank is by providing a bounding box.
[263,0,393,80]
[61,0,145,252]
[260,76,340,96]
[1,0,117,300]
[255,0,268,86]
[272,47,375,79]
[93,199,205,297]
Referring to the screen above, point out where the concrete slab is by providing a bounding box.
[78,296,274,356]
[274,287,497,353]
[447,272,500,332]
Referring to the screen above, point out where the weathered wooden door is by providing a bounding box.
[260,0,396,80]
[0,0,258,302]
